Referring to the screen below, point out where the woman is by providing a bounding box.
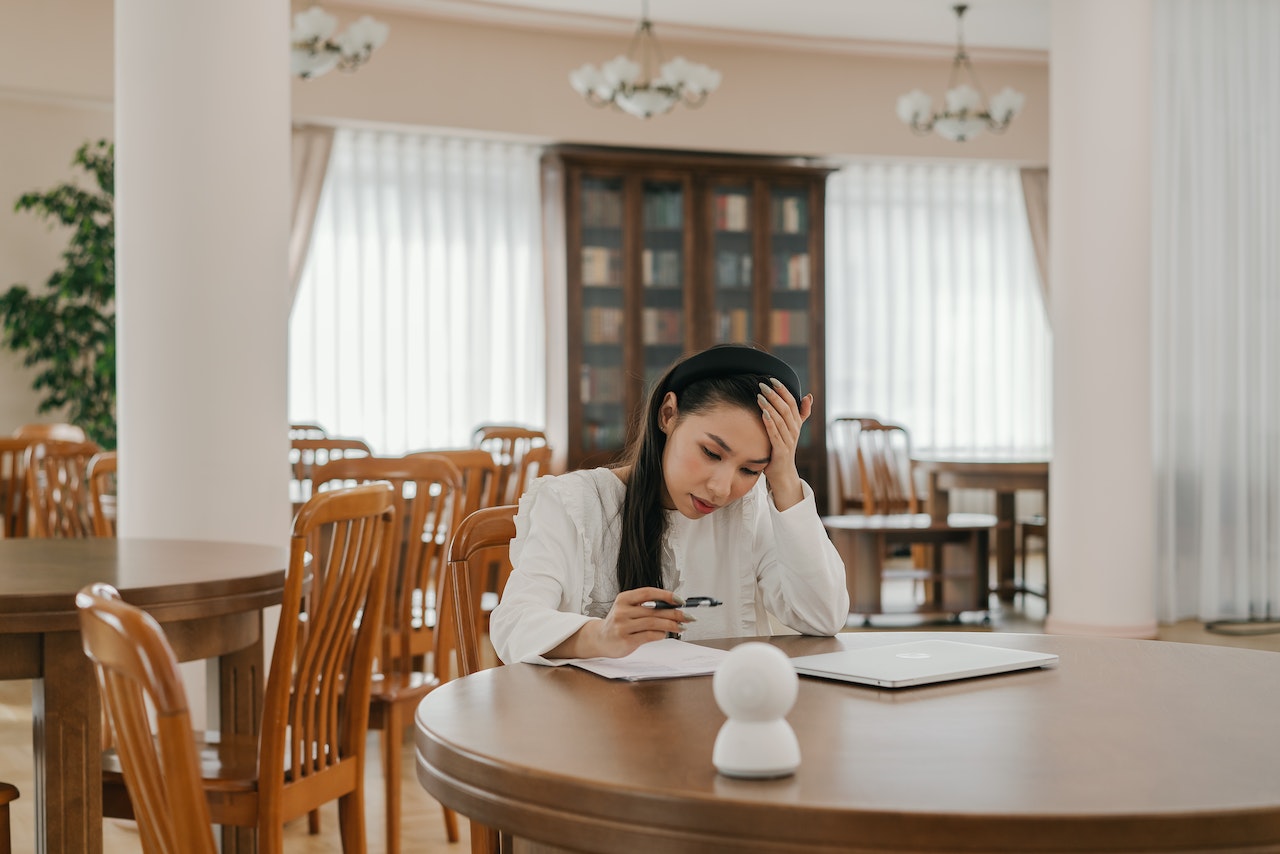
[490,344,848,664]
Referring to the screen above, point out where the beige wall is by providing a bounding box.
[0,0,1048,431]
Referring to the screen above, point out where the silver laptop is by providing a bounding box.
[790,639,1059,688]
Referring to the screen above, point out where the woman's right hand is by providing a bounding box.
[552,587,693,659]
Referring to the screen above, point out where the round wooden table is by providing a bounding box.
[415,632,1280,853]
[0,537,288,854]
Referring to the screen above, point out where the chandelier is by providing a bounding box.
[896,4,1025,142]
[291,5,389,80]
[569,0,721,119]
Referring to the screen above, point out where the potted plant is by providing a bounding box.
[0,139,116,448]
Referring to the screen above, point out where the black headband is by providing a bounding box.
[665,345,802,401]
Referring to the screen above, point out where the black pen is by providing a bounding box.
[641,596,722,609]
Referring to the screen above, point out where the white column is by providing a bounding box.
[1045,0,1156,638]
[115,0,291,546]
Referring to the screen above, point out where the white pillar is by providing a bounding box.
[115,0,291,546]
[1045,0,1156,638]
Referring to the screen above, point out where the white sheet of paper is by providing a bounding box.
[565,638,728,681]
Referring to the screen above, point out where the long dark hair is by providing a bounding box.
[613,354,778,592]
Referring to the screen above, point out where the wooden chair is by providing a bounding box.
[87,450,118,537]
[312,455,466,853]
[856,422,922,515]
[472,425,548,505]
[0,437,34,537]
[76,583,218,854]
[102,482,397,853]
[12,422,86,442]
[24,439,102,537]
[435,504,518,854]
[408,449,501,517]
[828,416,883,514]
[0,782,18,854]
[410,449,505,635]
[289,437,372,503]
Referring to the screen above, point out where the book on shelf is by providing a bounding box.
[714,193,750,231]
[715,251,752,287]
[584,306,625,344]
[773,252,810,290]
[642,248,681,287]
[582,246,622,286]
[642,188,683,229]
[642,308,683,345]
[715,308,752,342]
[581,184,623,228]
[580,364,624,403]
[769,309,810,345]
[774,196,807,234]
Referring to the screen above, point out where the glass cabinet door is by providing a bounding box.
[578,175,626,451]
[768,183,814,448]
[640,178,687,394]
[711,182,754,344]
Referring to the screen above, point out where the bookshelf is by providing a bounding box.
[542,146,833,508]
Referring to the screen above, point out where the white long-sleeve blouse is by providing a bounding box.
[489,467,849,665]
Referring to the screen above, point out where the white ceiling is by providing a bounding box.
[366,0,1051,54]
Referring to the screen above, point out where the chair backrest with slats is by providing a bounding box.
[511,445,552,501]
[436,505,517,682]
[259,482,395,824]
[0,437,34,537]
[87,451,118,537]
[288,422,328,440]
[472,426,548,505]
[856,423,918,515]
[76,583,218,854]
[407,449,501,518]
[312,455,465,670]
[25,439,103,538]
[13,422,87,443]
[289,437,372,503]
[829,416,885,514]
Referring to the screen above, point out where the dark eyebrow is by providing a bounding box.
[706,433,771,466]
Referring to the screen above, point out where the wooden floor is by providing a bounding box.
[4,553,1280,853]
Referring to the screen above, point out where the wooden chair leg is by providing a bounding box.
[470,817,500,854]
[443,803,460,843]
[258,812,285,854]
[384,705,402,854]
[337,788,367,854]
[308,808,321,834]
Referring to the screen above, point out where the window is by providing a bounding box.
[290,128,546,454]
[825,161,1050,455]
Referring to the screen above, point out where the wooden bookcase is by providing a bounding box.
[542,145,833,509]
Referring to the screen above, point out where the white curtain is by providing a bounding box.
[1153,0,1280,623]
[825,161,1051,456]
[290,128,546,455]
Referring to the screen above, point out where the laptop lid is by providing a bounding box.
[790,640,1058,689]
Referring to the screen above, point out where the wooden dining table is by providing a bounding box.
[416,632,1280,853]
[912,454,1050,604]
[0,537,289,854]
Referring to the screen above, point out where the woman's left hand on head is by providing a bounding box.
[756,378,812,511]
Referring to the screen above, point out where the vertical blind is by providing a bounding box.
[290,128,546,455]
[825,161,1051,456]
[1152,0,1280,623]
